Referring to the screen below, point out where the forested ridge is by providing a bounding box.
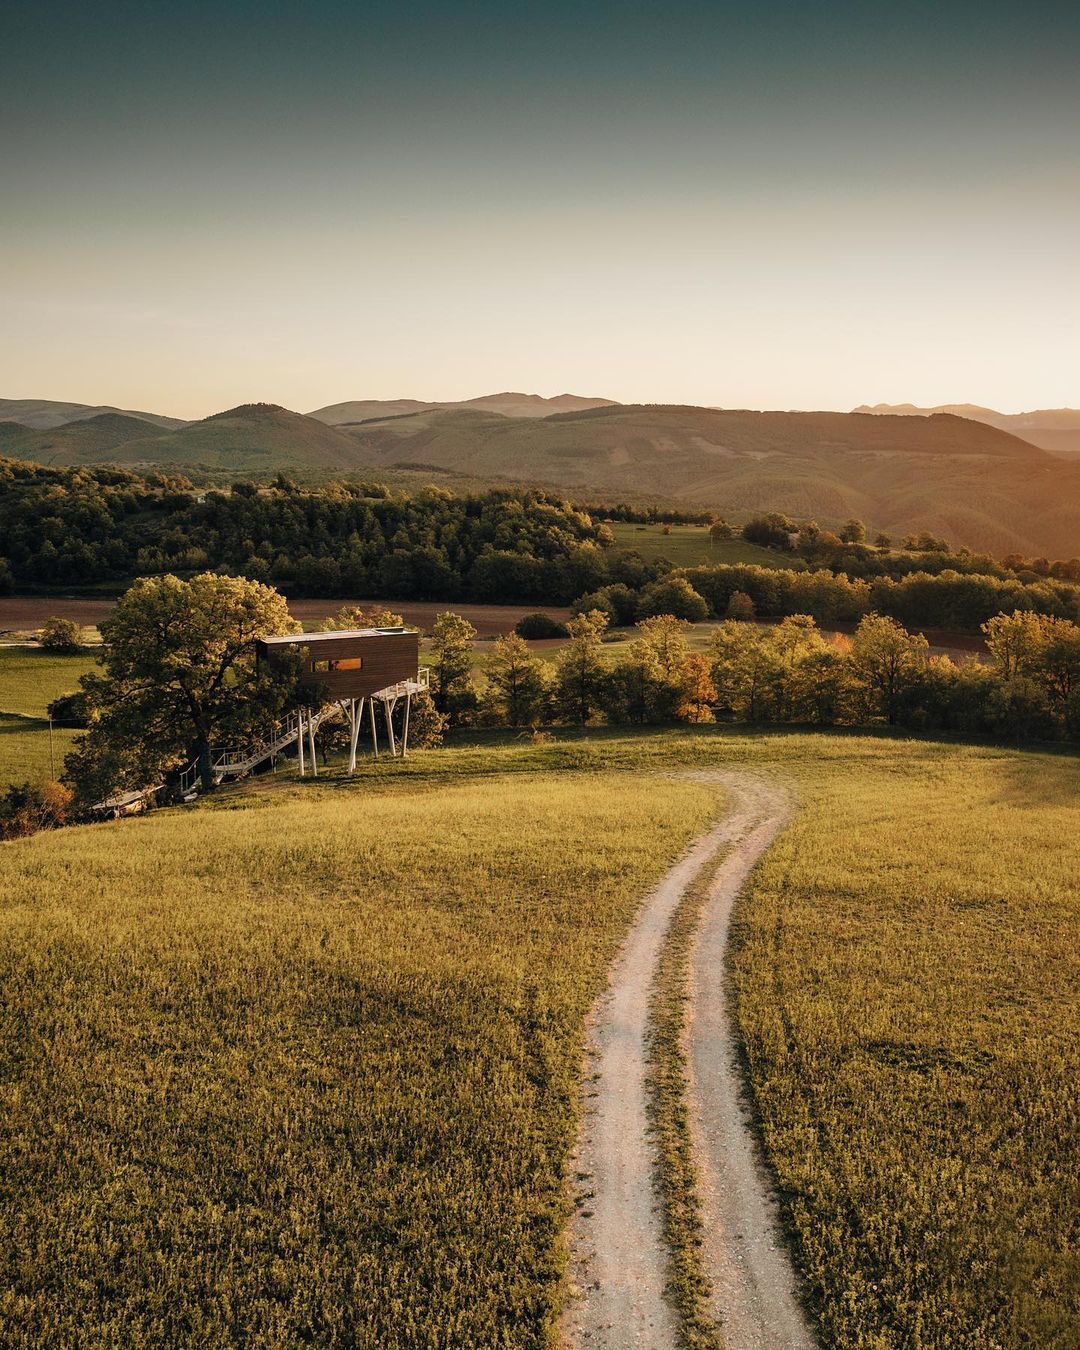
[1,457,1077,635]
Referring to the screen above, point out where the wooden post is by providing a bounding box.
[297,708,306,777]
[308,714,318,777]
[369,695,379,759]
[348,698,361,774]
[402,692,412,758]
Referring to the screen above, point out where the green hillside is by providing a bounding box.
[344,404,1080,556]
[6,399,1078,556]
[0,413,169,463]
[0,398,186,431]
[106,403,370,472]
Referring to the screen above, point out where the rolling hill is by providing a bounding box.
[4,398,1077,556]
[340,404,1080,556]
[0,397,186,431]
[854,402,1080,455]
[308,391,617,424]
[0,412,172,463]
[89,403,370,472]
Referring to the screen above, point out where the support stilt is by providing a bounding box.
[297,708,306,777]
[369,695,379,759]
[308,716,318,777]
[384,696,397,757]
[402,692,412,758]
[348,698,361,774]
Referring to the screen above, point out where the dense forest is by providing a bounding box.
[1,458,1077,635]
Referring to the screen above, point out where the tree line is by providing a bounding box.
[1,459,1076,638]
[5,572,1077,840]
[434,607,1080,744]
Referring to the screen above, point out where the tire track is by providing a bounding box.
[564,774,812,1348]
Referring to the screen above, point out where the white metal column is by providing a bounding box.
[368,696,379,759]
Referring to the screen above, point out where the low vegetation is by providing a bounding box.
[646,852,727,1349]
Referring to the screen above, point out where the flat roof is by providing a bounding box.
[258,627,412,646]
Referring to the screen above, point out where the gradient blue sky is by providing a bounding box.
[2,0,1078,418]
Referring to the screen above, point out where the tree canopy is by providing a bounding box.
[67,573,299,804]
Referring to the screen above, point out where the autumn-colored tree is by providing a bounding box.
[0,779,72,839]
[674,654,717,723]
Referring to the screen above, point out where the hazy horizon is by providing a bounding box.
[3,0,1078,420]
[5,389,1080,426]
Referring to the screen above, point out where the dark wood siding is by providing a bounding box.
[259,632,419,699]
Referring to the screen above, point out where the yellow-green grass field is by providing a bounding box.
[0,726,1077,1346]
[0,648,95,788]
[0,765,721,1346]
[607,520,786,569]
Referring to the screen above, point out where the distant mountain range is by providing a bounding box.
[308,392,618,424]
[853,403,1080,455]
[2,394,1078,557]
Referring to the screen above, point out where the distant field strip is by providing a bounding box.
[0,769,718,1346]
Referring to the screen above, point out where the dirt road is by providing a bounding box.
[564,774,815,1348]
[688,778,817,1350]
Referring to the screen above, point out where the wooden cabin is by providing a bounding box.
[256,627,420,699]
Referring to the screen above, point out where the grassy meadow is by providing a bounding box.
[731,741,1080,1348]
[0,724,1077,1345]
[606,520,784,569]
[0,765,720,1346]
[0,647,95,788]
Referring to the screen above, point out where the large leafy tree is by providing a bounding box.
[850,613,929,725]
[68,573,299,804]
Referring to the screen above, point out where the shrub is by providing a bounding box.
[725,590,755,620]
[40,617,84,653]
[0,780,72,840]
[515,612,570,640]
[636,576,709,622]
[45,690,90,728]
[571,584,638,626]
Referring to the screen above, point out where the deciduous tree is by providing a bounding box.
[67,573,299,803]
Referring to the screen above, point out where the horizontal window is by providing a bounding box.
[312,656,363,672]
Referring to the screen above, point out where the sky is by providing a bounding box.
[2,0,1078,419]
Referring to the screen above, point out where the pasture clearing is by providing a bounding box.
[0,727,1076,1345]
[606,521,785,569]
[0,648,94,788]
